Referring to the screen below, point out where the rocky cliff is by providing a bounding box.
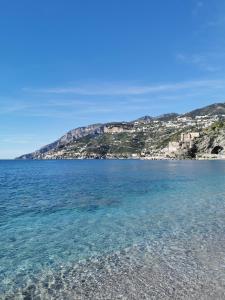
[195,121,225,157]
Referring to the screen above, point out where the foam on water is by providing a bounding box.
[1,160,225,299]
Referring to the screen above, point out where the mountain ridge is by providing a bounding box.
[17,102,225,160]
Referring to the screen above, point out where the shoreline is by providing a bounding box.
[13,156,225,161]
[3,232,225,299]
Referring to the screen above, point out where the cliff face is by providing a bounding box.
[59,124,104,144]
[17,103,225,160]
[19,124,103,159]
[195,122,225,157]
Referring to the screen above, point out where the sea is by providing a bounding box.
[1,160,225,299]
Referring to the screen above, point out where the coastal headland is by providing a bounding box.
[18,102,225,160]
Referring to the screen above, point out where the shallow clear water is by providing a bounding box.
[1,160,225,298]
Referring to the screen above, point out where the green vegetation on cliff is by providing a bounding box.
[18,102,225,160]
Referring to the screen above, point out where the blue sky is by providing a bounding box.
[1,0,225,158]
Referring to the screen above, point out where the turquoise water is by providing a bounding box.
[1,160,225,298]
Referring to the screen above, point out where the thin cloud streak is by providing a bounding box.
[2,78,225,119]
[176,53,225,72]
[0,99,93,115]
[23,79,225,96]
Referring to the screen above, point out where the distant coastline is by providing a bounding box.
[16,156,225,161]
[17,102,225,161]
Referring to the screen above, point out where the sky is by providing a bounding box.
[1,0,225,158]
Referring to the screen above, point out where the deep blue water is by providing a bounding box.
[1,160,225,298]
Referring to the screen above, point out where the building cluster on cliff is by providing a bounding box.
[18,106,225,160]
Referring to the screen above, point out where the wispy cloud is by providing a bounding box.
[192,1,204,15]
[1,78,225,120]
[0,134,37,144]
[0,98,92,116]
[23,79,225,96]
[176,53,225,72]
[206,17,225,28]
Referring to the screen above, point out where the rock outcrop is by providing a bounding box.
[195,122,225,158]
